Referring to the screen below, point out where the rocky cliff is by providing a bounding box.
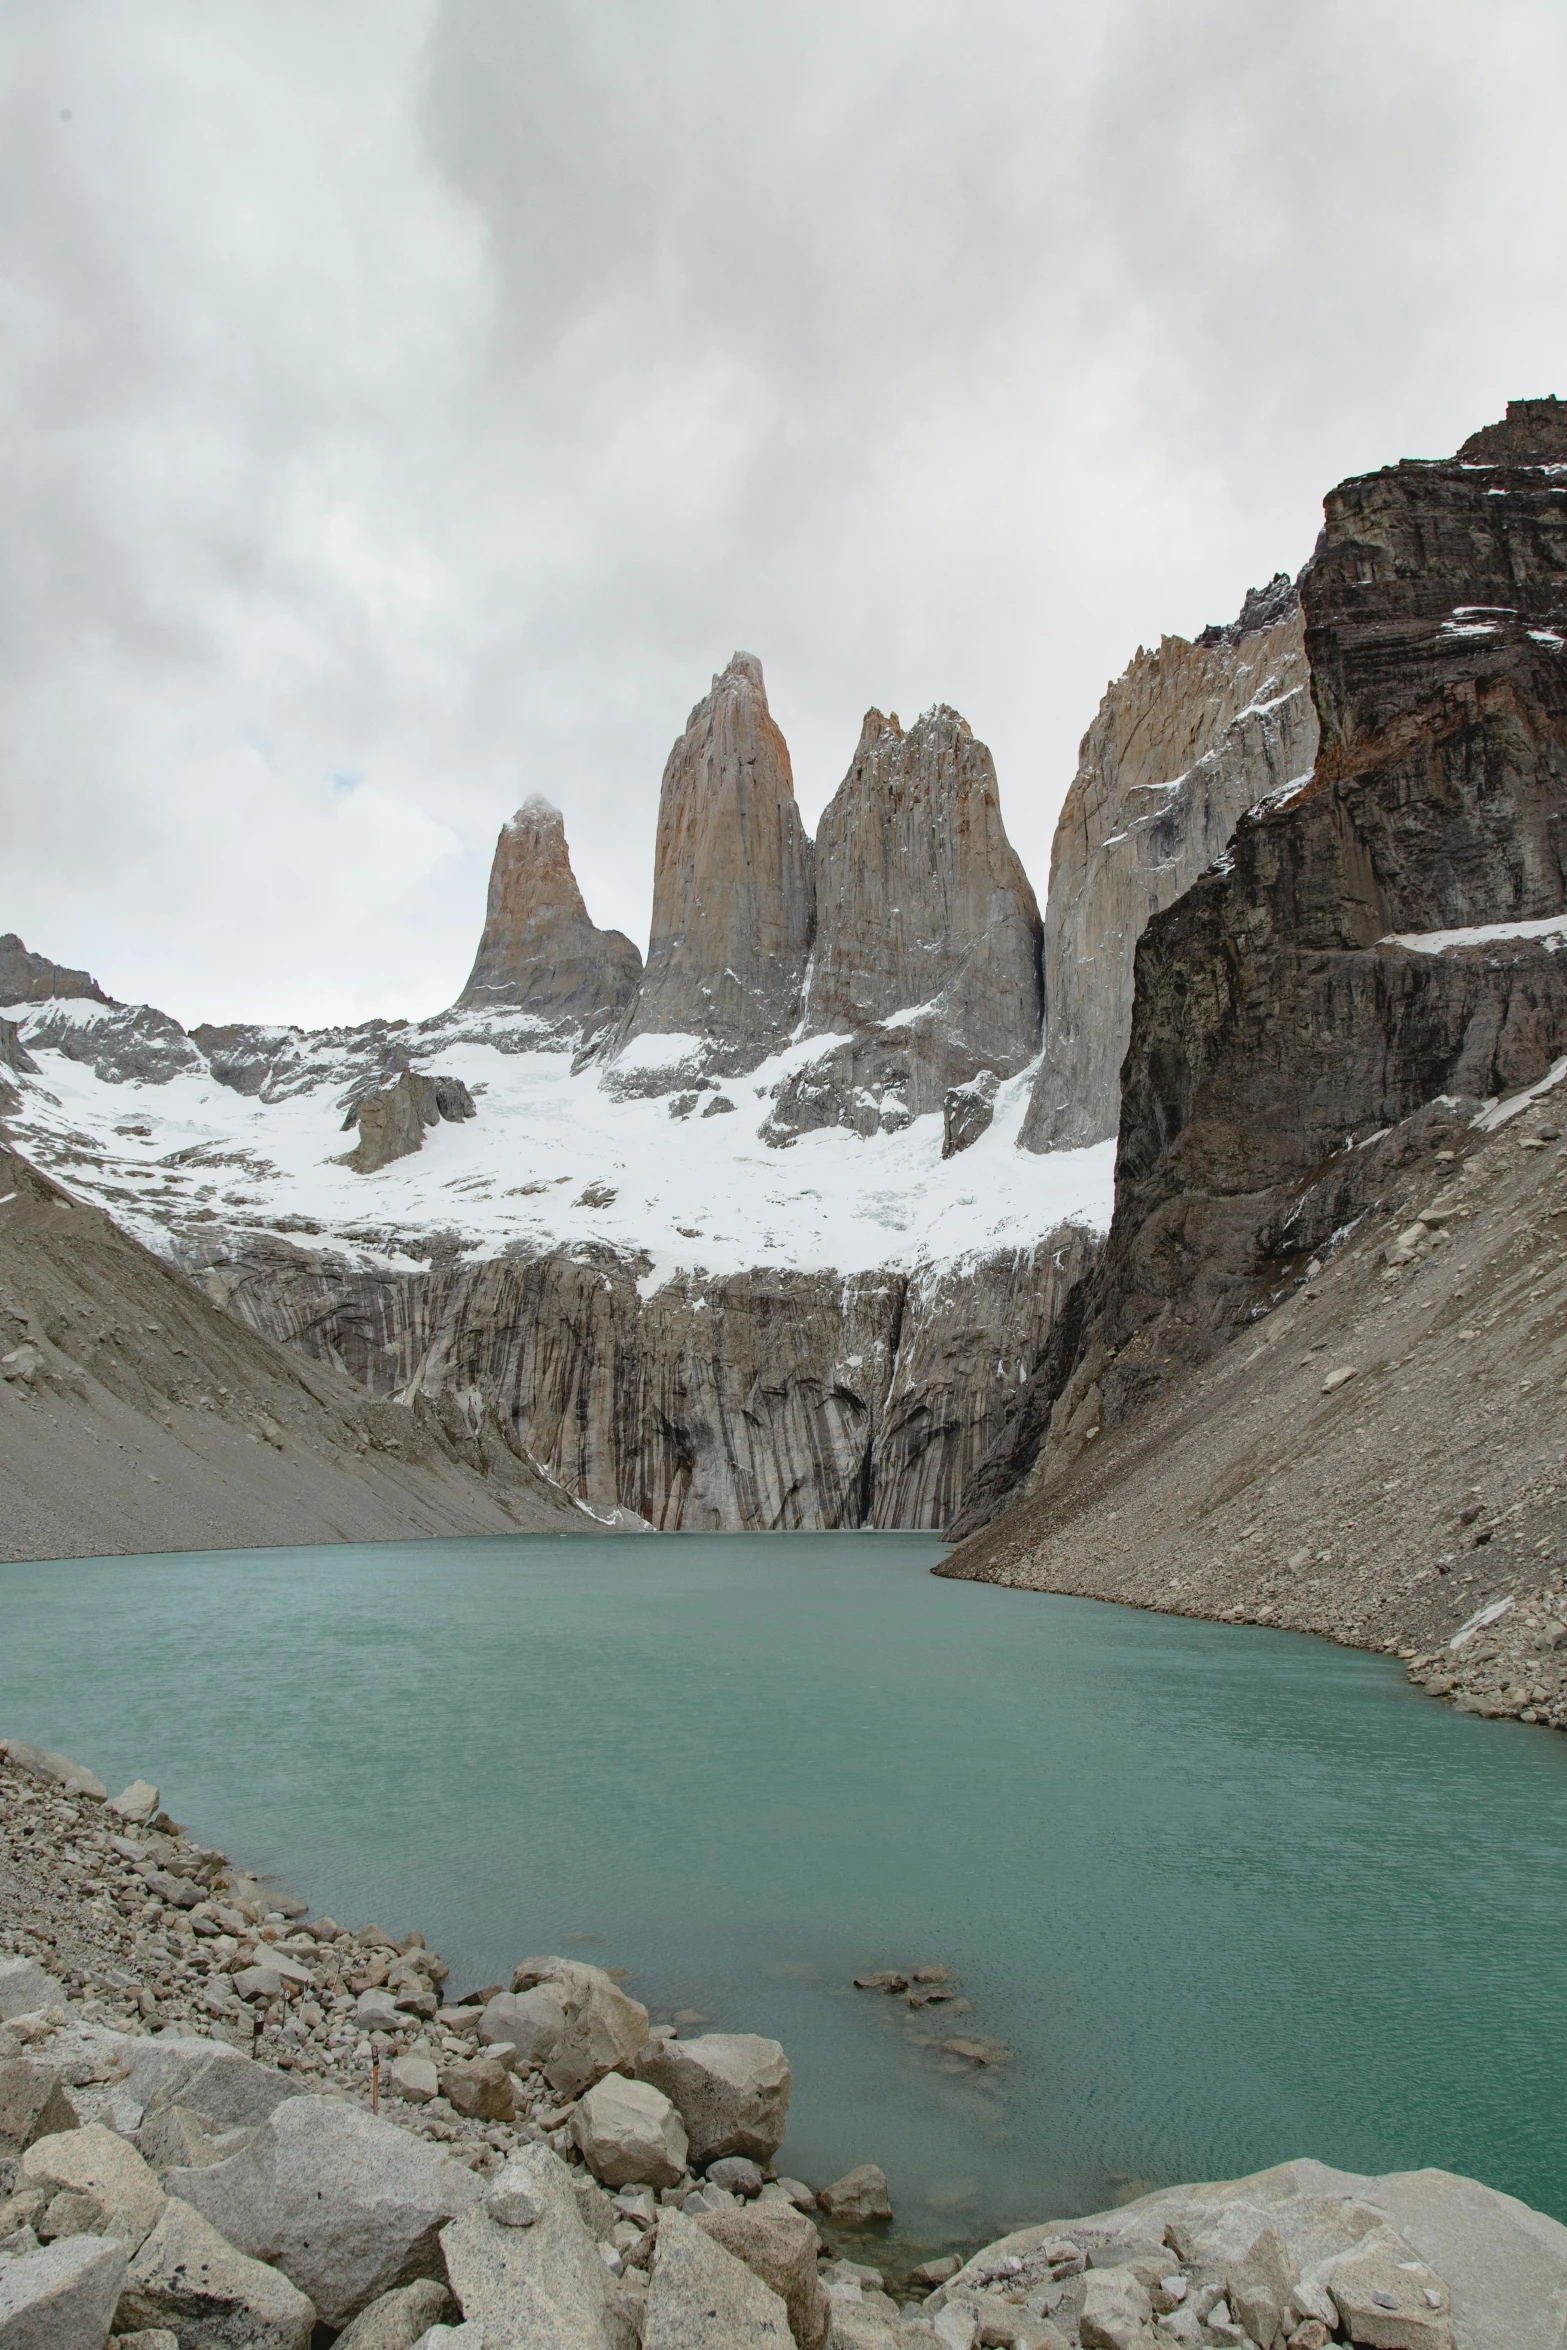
[0,932,113,1008]
[458,795,642,1048]
[609,652,814,1086]
[766,705,1042,1144]
[1019,583,1317,1154]
[953,400,1567,1536]
[202,1225,1095,1532]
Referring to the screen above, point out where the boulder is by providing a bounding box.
[0,1745,107,1802]
[355,1991,402,2031]
[122,2037,303,2134]
[388,2057,438,2107]
[706,2157,764,2198]
[136,2108,256,2177]
[478,1989,567,2067]
[22,2125,164,2250]
[437,2061,511,2124]
[635,2033,791,2165]
[0,2234,127,2350]
[571,2076,687,2190]
[0,2063,79,2153]
[816,2167,892,2226]
[170,2094,482,2327]
[820,2279,901,2348]
[439,2145,619,2350]
[1224,2222,1297,2346]
[509,1962,649,2100]
[0,1960,67,2024]
[107,1783,160,1826]
[118,2196,315,2350]
[698,2204,831,2350]
[1077,2266,1152,2350]
[333,2279,451,2350]
[642,2205,792,2349]
[1325,2236,1453,2350]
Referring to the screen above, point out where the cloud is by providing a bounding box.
[3,0,1566,1024]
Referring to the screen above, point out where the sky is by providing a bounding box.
[5,0,1567,1030]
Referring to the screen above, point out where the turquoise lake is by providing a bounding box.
[3,1530,1566,2256]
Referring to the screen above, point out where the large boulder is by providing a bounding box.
[634,2034,790,2166]
[510,1961,648,2099]
[477,1989,566,2068]
[0,1958,67,2023]
[697,2205,830,2350]
[438,2145,619,2350]
[122,2037,303,2135]
[571,2076,687,2190]
[0,2063,78,2154]
[642,2205,791,2348]
[0,1745,107,1802]
[815,2167,891,2225]
[0,2234,126,2350]
[22,2125,164,2251]
[170,2095,482,2327]
[118,2196,315,2350]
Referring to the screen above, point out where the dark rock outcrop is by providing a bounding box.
[19,1002,204,1086]
[766,705,1042,1141]
[0,935,113,1008]
[1020,592,1317,1154]
[955,402,1567,1534]
[206,1227,1095,1531]
[458,796,642,1047]
[608,654,814,1087]
[341,1071,476,1174]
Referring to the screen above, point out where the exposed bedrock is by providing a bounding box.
[0,931,114,1009]
[207,1228,1095,1531]
[767,706,1042,1143]
[458,794,642,1047]
[1019,587,1317,1155]
[340,1070,477,1174]
[609,652,814,1088]
[954,402,1567,1534]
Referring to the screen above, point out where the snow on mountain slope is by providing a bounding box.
[2,998,1114,1287]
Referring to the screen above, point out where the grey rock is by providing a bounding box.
[1076,2265,1152,2350]
[136,2109,256,2178]
[0,936,112,1010]
[942,1071,999,1160]
[0,2066,78,2154]
[355,1990,402,2030]
[1222,2222,1296,2346]
[484,2177,544,2229]
[21,2125,164,2251]
[106,1783,159,1826]
[705,2157,764,2198]
[478,1989,566,2067]
[332,2279,451,2350]
[642,2204,791,2348]
[815,2167,892,2226]
[343,1072,476,1176]
[1,1747,106,1803]
[459,797,642,1050]
[118,2196,315,2350]
[635,2033,790,2166]
[610,652,814,1085]
[697,2204,830,2349]
[439,2145,618,2350]
[438,2060,511,2124]
[388,2057,438,2107]
[1324,2234,1452,2349]
[0,2234,126,2350]
[571,2075,688,2190]
[509,1961,649,2100]
[171,2094,482,2327]
[125,2037,304,2134]
[114,2332,179,2350]
[0,1961,68,2025]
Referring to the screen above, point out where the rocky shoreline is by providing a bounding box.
[4,1736,1567,2350]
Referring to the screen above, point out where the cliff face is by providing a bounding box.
[954,404,1567,1534]
[1020,589,1317,1153]
[766,705,1042,1143]
[0,933,113,1009]
[207,1226,1095,1532]
[458,796,642,1047]
[610,652,814,1083]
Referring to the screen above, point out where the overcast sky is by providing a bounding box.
[5,0,1567,1028]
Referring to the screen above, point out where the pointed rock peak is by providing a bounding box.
[506,793,565,833]
[713,649,766,698]
[457,797,642,1044]
[911,702,974,744]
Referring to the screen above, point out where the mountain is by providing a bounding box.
[1020,581,1316,1153]
[607,651,815,1089]
[951,395,1567,1548]
[766,703,1042,1145]
[458,794,642,1048]
[0,933,112,1009]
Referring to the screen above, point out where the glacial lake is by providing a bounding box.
[4,1531,1567,2256]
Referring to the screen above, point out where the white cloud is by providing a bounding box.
[4,0,1567,1025]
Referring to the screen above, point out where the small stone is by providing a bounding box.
[852,1974,908,1994]
[816,2166,893,2225]
[1320,1366,1357,1394]
[705,2157,764,2198]
[355,1989,402,2030]
[439,2060,514,2124]
[483,2177,544,2229]
[107,1782,160,1825]
[909,2256,960,2287]
[390,2056,440,2105]
[334,2280,452,2350]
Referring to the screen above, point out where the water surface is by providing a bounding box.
[3,1532,1565,2251]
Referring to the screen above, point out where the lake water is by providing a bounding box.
[3,1531,1566,2257]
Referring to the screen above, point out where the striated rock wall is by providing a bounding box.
[1020,590,1317,1153]
[458,795,642,1048]
[0,932,113,1008]
[206,1228,1096,1531]
[766,708,1041,1142]
[611,653,814,1083]
[954,405,1567,1536]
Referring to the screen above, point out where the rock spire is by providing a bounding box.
[459,795,642,1049]
[611,654,814,1078]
